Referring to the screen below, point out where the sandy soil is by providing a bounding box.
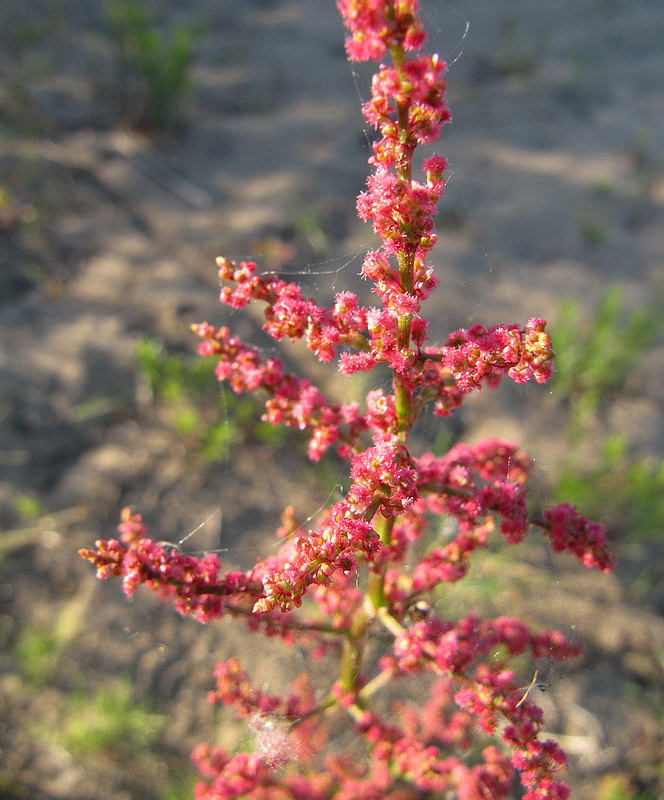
[1,1,663,798]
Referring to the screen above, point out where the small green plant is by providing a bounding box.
[578,212,609,246]
[105,0,202,131]
[597,772,658,800]
[164,775,201,800]
[552,286,663,431]
[61,679,164,755]
[551,287,664,547]
[13,626,61,686]
[555,435,664,543]
[136,337,287,459]
[475,14,549,81]
[496,15,539,78]
[13,579,92,684]
[627,127,658,199]
[11,493,43,519]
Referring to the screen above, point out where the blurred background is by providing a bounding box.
[0,1,663,798]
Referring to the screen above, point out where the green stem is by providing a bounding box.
[394,376,412,437]
[368,514,395,613]
[338,605,370,695]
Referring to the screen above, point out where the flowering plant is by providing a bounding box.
[81,2,614,798]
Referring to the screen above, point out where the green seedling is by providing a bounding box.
[556,435,664,544]
[12,493,43,519]
[597,772,659,800]
[552,286,663,431]
[497,15,539,78]
[105,0,203,131]
[61,679,164,755]
[163,774,200,800]
[551,287,664,550]
[136,337,287,460]
[13,626,61,686]
[578,212,609,246]
[628,127,657,199]
[13,574,93,684]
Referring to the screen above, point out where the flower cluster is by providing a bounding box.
[80,3,615,799]
[542,503,614,571]
[337,0,426,61]
[78,521,258,622]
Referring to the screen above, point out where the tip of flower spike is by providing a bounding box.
[338,0,427,62]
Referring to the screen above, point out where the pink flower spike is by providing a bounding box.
[79,7,617,800]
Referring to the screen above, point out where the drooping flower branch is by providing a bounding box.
[81,2,614,799]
